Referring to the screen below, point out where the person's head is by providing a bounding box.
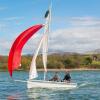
[65,70,70,74]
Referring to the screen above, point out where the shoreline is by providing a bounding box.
[37,68,100,71]
[1,68,100,72]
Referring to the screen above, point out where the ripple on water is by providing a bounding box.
[0,71,100,100]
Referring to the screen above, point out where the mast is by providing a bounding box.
[43,3,52,80]
[29,3,52,81]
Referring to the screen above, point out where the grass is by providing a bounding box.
[92,61,100,65]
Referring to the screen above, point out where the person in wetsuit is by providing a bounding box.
[62,71,71,82]
[49,72,60,82]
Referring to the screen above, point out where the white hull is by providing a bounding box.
[27,80,77,90]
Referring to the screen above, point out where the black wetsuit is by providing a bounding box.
[63,73,71,81]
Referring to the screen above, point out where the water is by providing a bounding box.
[0,71,100,100]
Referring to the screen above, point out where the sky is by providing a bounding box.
[0,0,100,55]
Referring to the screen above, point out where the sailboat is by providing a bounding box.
[8,5,77,90]
[27,6,77,89]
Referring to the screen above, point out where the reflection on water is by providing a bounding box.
[27,88,71,100]
[7,95,19,100]
[27,88,49,100]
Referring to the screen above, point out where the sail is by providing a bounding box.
[29,35,45,80]
[8,24,43,77]
[29,6,51,80]
[42,32,48,72]
[43,6,51,75]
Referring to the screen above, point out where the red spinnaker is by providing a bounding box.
[8,24,43,77]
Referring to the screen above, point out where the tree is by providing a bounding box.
[83,57,92,65]
[63,59,72,68]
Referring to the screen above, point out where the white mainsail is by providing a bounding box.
[29,35,45,80]
[43,5,51,80]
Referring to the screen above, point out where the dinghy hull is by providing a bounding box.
[27,80,77,90]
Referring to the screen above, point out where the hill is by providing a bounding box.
[86,49,100,54]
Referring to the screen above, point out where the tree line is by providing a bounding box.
[0,54,100,71]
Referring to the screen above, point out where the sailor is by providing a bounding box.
[49,72,60,82]
[62,71,71,82]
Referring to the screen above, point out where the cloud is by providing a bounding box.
[3,17,24,21]
[0,33,43,55]
[70,17,100,26]
[0,23,7,32]
[20,26,100,54]
[51,16,100,28]
[0,38,11,55]
[0,16,24,26]
[22,33,43,54]
[1,16,100,55]
[48,26,100,53]
[1,26,100,55]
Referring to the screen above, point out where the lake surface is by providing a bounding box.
[0,71,100,100]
